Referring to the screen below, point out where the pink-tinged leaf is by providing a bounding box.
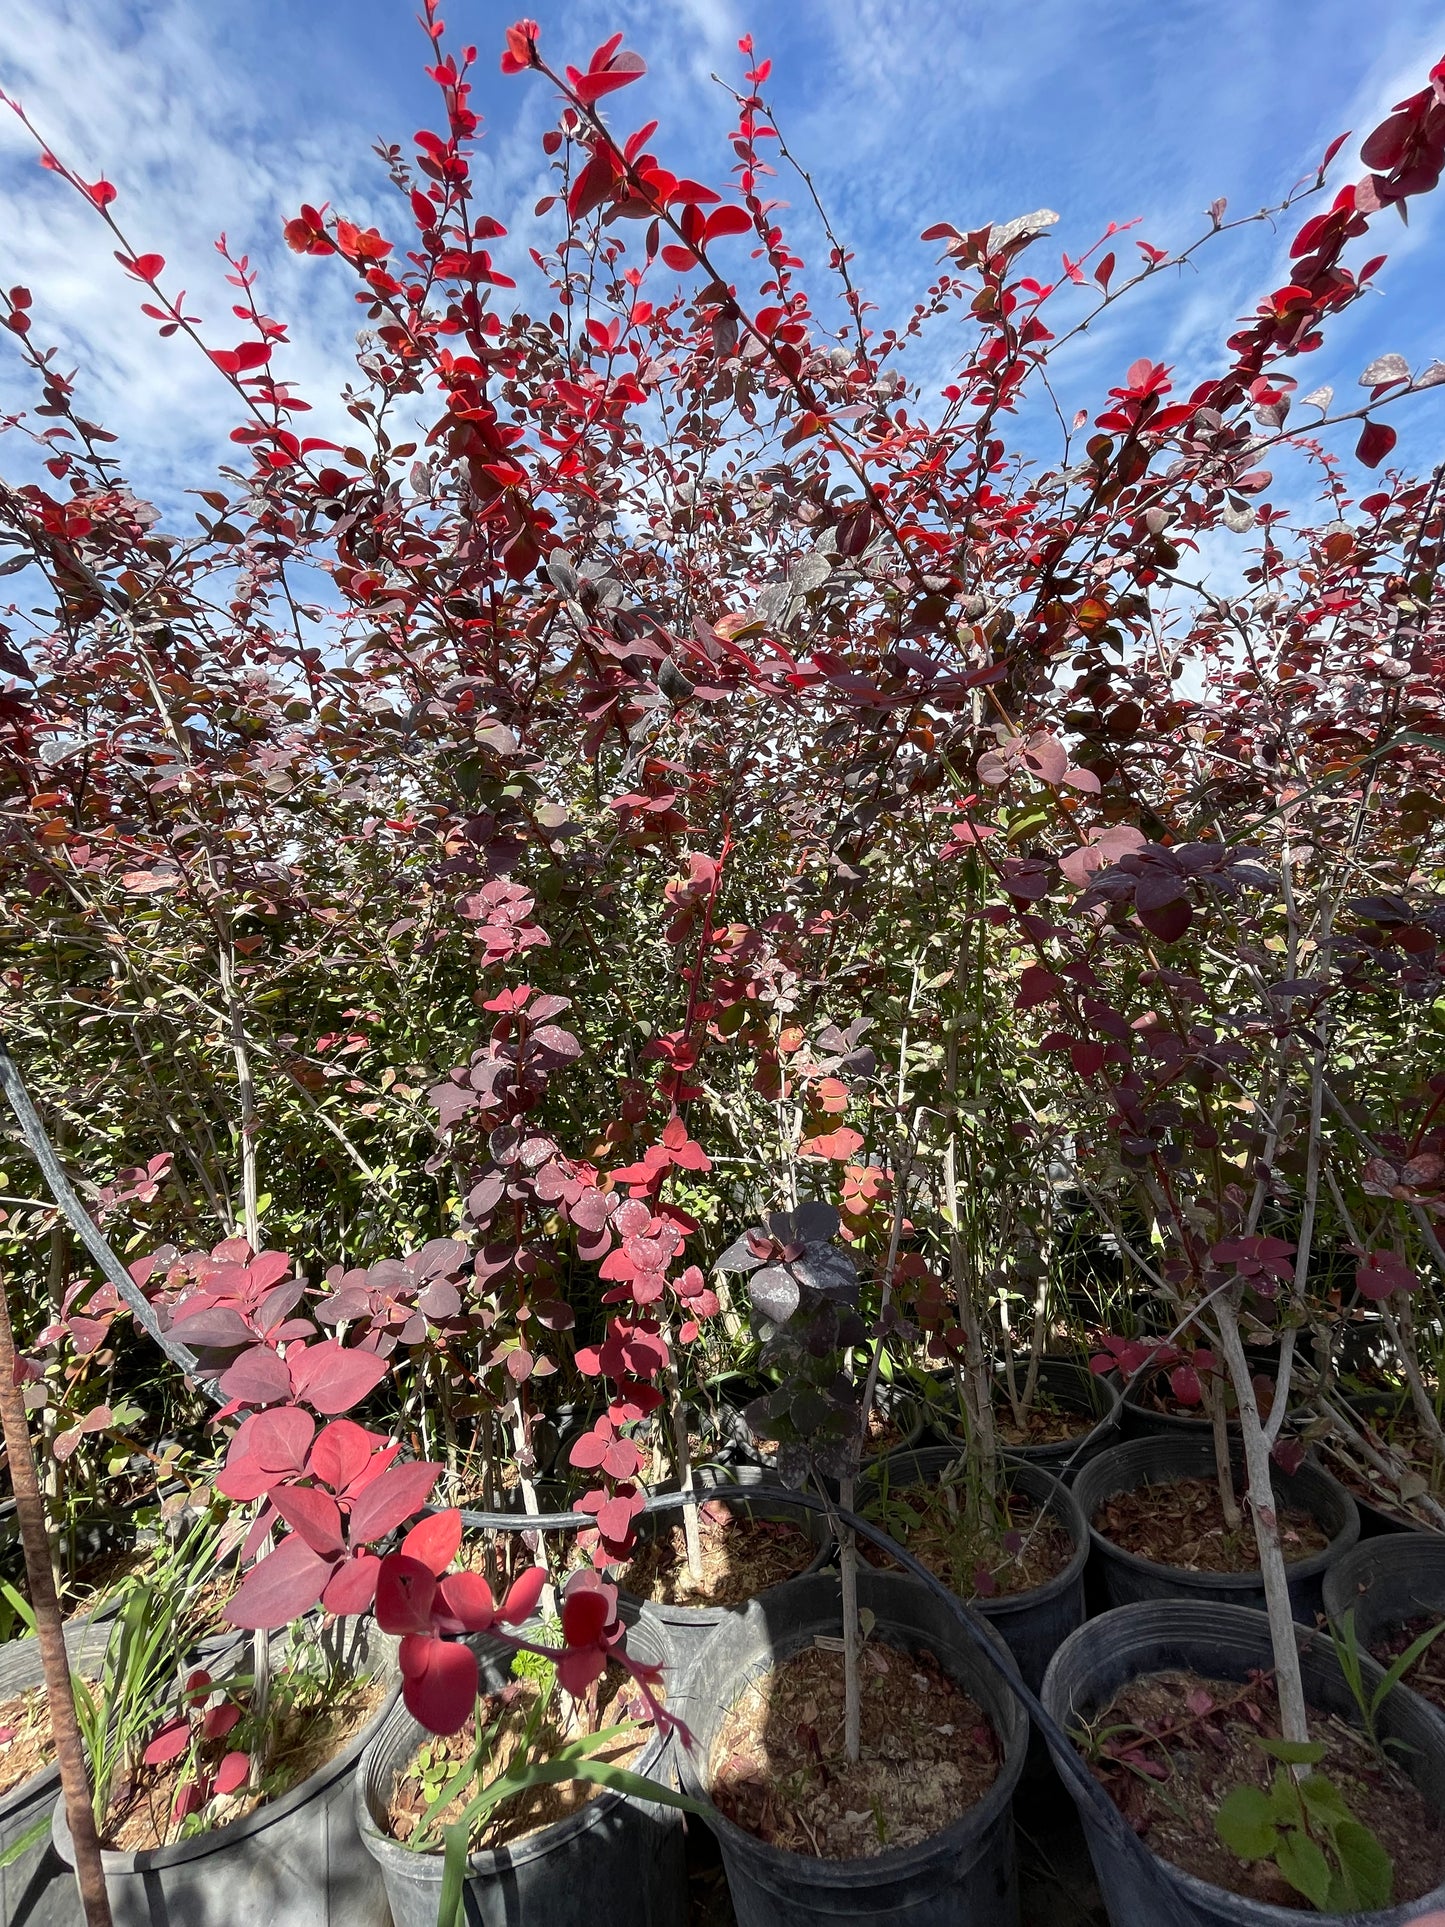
[398,1634,478,1735]
[374,1554,437,1636]
[437,1571,496,1632]
[144,1719,192,1766]
[171,1306,253,1348]
[214,1751,250,1796]
[1186,1687,1215,1717]
[308,1418,386,1493]
[249,1405,317,1474]
[246,1250,293,1293]
[400,1509,463,1576]
[557,1644,608,1696]
[568,1428,610,1470]
[972,1565,999,1598]
[201,1702,241,1742]
[240,1503,277,1566]
[224,1534,333,1629]
[218,1348,292,1408]
[289,1340,389,1416]
[322,1551,381,1617]
[500,1565,547,1625]
[1356,419,1397,468]
[347,1460,442,1544]
[271,1485,345,1559]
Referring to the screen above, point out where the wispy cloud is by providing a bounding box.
[0,0,1439,525]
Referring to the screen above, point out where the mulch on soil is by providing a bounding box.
[709,1638,1001,1861]
[104,1674,385,1852]
[1092,1476,1328,1573]
[386,1658,658,1852]
[1088,1666,1445,1909]
[860,1480,1073,1600]
[622,1498,817,1609]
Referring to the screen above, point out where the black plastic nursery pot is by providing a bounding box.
[911,1357,1124,1482]
[1117,1346,1287,1443]
[1072,1434,1358,1623]
[1327,1392,1444,1540]
[854,1448,1088,1693]
[1323,1532,1445,1709]
[1041,1599,1445,1927]
[52,1626,399,1927]
[355,1615,686,1927]
[618,1463,834,1666]
[0,1615,115,1927]
[672,1567,1028,1927]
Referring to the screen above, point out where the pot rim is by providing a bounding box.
[671,1569,1028,1892]
[1042,1599,1445,1925]
[52,1666,399,1873]
[353,1627,676,1882]
[1075,1436,1357,1589]
[854,1449,1090,1617]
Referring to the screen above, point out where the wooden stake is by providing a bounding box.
[0,1263,113,1925]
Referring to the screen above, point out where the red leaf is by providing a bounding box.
[561,1587,609,1648]
[375,1554,437,1636]
[288,1340,389,1416]
[500,1565,547,1624]
[568,150,617,224]
[250,1406,316,1474]
[144,1719,191,1766]
[321,1552,380,1616]
[271,1485,345,1559]
[571,56,645,104]
[1170,1365,1203,1407]
[437,1571,496,1632]
[201,1702,241,1741]
[704,205,753,243]
[1356,419,1397,468]
[347,1459,442,1544]
[214,1751,250,1796]
[399,1634,478,1735]
[661,244,699,272]
[400,1509,463,1576]
[224,1535,333,1629]
[218,1348,292,1408]
[308,1417,385,1493]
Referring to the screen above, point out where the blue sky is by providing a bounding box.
[1,0,1442,521]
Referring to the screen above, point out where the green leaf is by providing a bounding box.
[1256,1737,1326,1766]
[1296,1773,1352,1826]
[0,1813,52,1869]
[1371,1616,1445,1720]
[435,1823,468,1927]
[1274,1828,1334,1911]
[1215,1785,1277,1860]
[1333,1818,1394,1912]
[0,1580,35,1636]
